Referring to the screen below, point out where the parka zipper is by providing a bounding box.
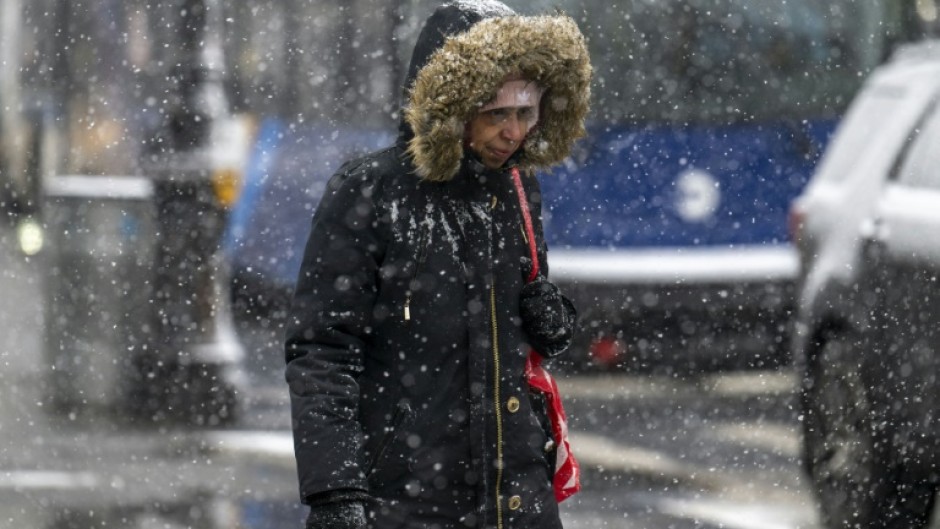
[485,191,506,527]
[423,186,506,523]
[490,284,505,529]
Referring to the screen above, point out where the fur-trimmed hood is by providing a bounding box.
[403,4,592,182]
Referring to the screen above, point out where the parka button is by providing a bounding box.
[508,495,522,510]
[506,396,520,413]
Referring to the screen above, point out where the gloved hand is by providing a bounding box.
[519,277,577,357]
[305,500,367,529]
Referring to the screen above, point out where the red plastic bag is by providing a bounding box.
[525,351,581,501]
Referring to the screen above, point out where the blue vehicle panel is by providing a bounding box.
[541,120,836,249]
[225,119,393,293]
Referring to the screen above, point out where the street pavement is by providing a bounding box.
[0,215,834,529]
[0,220,303,528]
[557,371,820,528]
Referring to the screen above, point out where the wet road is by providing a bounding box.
[0,218,828,528]
[558,371,818,528]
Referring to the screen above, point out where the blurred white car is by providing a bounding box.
[789,40,940,528]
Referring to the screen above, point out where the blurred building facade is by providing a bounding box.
[0,0,456,217]
[2,0,937,205]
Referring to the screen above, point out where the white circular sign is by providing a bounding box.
[675,168,720,222]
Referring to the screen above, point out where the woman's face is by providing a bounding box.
[467,78,542,169]
[467,105,538,169]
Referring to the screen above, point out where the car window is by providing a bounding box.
[896,100,940,189]
[812,85,906,184]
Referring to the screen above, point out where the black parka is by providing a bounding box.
[285,3,591,528]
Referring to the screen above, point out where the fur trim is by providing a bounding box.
[405,15,592,181]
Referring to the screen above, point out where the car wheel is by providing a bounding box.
[802,333,937,529]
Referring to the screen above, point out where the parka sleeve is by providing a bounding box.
[284,161,385,502]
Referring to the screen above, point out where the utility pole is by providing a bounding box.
[136,0,246,425]
[0,0,24,218]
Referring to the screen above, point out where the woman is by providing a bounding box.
[285,2,592,528]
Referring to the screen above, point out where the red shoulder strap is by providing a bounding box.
[511,167,540,283]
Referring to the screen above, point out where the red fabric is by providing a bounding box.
[525,352,582,502]
[511,168,581,502]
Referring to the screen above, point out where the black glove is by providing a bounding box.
[519,277,577,357]
[305,500,367,529]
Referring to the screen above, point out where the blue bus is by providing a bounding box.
[225,0,933,372]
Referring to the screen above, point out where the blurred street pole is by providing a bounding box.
[0,0,24,217]
[137,0,246,425]
[169,0,230,149]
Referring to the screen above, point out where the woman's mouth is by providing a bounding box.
[489,147,511,158]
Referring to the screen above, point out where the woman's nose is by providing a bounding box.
[502,115,526,142]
